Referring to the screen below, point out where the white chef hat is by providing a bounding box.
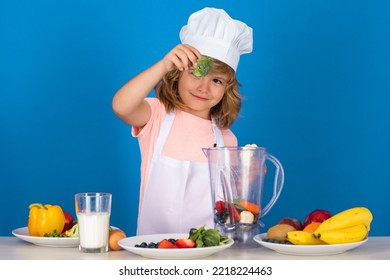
[179,7,253,72]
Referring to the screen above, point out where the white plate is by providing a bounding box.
[12,227,79,248]
[254,233,368,256]
[118,233,234,259]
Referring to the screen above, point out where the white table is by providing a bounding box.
[1,236,389,260]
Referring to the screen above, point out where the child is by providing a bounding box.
[112,7,253,235]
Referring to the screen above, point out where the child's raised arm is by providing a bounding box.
[112,44,201,127]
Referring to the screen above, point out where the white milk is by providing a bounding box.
[77,212,110,249]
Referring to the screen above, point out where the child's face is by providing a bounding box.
[178,69,228,120]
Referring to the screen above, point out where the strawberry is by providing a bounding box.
[215,200,225,213]
[157,239,178,249]
[175,239,196,248]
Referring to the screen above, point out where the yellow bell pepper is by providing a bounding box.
[28,203,65,237]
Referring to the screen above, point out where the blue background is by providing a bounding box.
[1,0,389,237]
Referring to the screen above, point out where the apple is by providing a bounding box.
[303,209,332,228]
[62,211,74,233]
[278,217,303,231]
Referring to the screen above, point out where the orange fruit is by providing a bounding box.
[109,229,126,251]
[303,222,321,233]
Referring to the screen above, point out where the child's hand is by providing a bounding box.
[162,44,201,72]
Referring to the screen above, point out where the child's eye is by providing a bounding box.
[213,78,224,85]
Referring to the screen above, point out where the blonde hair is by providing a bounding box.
[155,58,241,129]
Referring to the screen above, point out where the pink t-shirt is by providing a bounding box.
[132,98,237,205]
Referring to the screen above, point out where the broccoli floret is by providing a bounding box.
[192,56,213,77]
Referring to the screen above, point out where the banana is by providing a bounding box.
[287,230,326,245]
[313,207,373,235]
[316,223,368,244]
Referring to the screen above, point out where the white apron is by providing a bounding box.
[136,111,225,235]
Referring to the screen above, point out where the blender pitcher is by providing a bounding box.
[203,146,284,247]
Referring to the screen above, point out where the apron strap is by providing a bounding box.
[212,120,225,146]
[153,111,176,156]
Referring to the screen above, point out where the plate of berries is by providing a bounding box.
[118,233,234,259]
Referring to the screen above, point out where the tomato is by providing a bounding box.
[62,211,74,233]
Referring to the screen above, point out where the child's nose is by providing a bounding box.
[196,78,210,93]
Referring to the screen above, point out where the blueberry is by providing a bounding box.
[147,242,157,248]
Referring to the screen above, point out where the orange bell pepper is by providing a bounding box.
[238,200,260,214]
[28,203,65,237]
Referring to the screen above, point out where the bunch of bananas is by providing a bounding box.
[287,207,373,245]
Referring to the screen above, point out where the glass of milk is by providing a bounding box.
[75,192,112,253]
